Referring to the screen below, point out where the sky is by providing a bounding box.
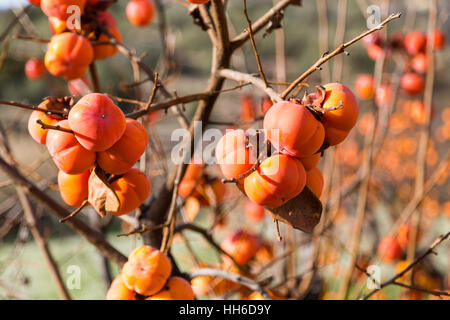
[0,0,29,11]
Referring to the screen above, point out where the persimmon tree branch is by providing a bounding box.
[218,69,282,102]
[360,232,450,300]
[0,100,67,117]
[280,12,402,99]
[231,0,296,50]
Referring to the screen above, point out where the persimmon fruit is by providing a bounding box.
[148,277,194,300]
[109,168,151,215]
[41,0,86,20]
[45,32,94,80]
[220,230,261,265]
[106,275,136,300]
[244,154,306,208]
[121,245,172,296]
[321,83,359,146]
[97,118,148,174]
[68,93,126,151]
[28,111,59,144]
[305,167,324,198]
[46,120,96,174]
[57,170,90,207]
[263,101,325,157]
[126,0,156,27]
[215,129,257,183]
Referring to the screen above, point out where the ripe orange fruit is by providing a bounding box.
[126,0,156,27]
[321,83,359,146]
[148,277,195,300]
[25,58,46,80]
[68,93,126,151]
[45,33,94,80]
[264,101,325,158]
[109,168,152,216]
[28,111,59,145]
[355,74,375,100]
[220,230,261,265]
[46,120,96,174]
[404,31,427,55]
[41,0,86,20]
[215,129,257,183]
[97,118,148,174]
[400,72,424,95]
[244,154,306,208]
[106,275,136,300]
[305,167,324,198]
[122,245,172,296]
[57,170,90,207]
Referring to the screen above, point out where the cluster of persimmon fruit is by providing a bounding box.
[106,245,195,300]
[214,83,359,211]
[356,29,446,112]
[25,0,161,82]
[28,93,151,215]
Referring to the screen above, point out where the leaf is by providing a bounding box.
[266,186,322,233]
[88,166,121,217]
[301,85,327,109]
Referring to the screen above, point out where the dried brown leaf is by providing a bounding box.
[266,186,322,233]
[88,166,120,217]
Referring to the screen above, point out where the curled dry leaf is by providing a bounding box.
[88,166,121,217]
[266,186,322,233]
[300,85,326,109]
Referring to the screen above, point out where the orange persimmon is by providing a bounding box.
[244,154,306,208]
[321,83,359,146]
[106,275,136,300]
[68,93,126,151]
[264,101,325,157]
[45,32,94,80]
[57,170,90,207]
[97,118,148,174]
[148,277,195,300]
[121,245,172,296]
[109,168,151,216]
[46,120,96,174]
